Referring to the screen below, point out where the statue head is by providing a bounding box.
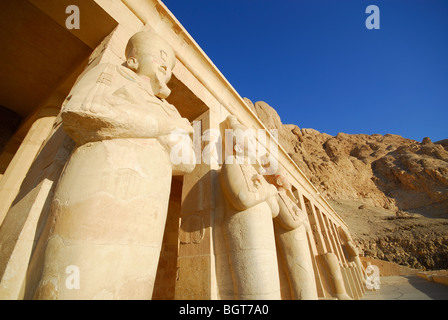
[267,167,298,203]
[338,226,353,243]
[125,31,176,99]
[271,168,292,191]
[226,115,259,165]
[338,227,359,256]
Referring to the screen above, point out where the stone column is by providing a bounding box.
[0,179,53,300]
[0,106,59,226]
[174,111,218,300]
[321,252,352,300]
[275,227,319,300]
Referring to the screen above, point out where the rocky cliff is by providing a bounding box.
[244,98,448,270]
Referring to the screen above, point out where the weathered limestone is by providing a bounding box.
[0,179,53,299]
[338,227,367,295]
[173,110,222,300]
[220,116,281,299]
[0,107,59,226]
[268,168,319,300]
[321,252,352,300]
[33,31,195,299]
[339,227,366,278]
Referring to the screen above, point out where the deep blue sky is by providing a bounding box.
[162,0,448,142]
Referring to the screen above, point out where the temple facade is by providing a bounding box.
[0,0,366,300]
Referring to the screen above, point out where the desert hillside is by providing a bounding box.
[244,98,448,270]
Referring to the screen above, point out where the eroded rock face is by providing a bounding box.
[356,233,448,270]
[244,97,448,270]
[372,141,448,211]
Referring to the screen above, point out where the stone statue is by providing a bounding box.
[33,31,195,299]
[267,168,318,300]
[219,115,281,299]
[338,226,367,285]
[320,252,352,300]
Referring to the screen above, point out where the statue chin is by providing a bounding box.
[152,82,171,100]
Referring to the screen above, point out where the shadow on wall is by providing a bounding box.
[0,106,22,157]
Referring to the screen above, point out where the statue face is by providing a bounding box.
[126,32,176,99]
[132,48,173,99]
[245,134,258,162]
[233,129,258,164]
[276,174,292,190]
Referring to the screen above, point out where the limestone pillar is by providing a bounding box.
[275,227,319,300]
[223,200,281,299]
[321,252,352,300]
[174,111,218,300]
[0,107,59,226]
[0,179,53,299]
[338,226,367,286]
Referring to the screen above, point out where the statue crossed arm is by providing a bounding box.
[62,62,192,146]
[220,161,278,214]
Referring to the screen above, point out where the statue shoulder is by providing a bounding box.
[80,63,120,83]
[65,63,118,99]
[158,99,182,118]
